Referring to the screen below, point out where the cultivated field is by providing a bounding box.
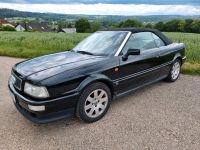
[165,32,200,64]
[0,31,199,75]
[0,32,89,58]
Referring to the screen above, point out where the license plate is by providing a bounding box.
[9,91,16,103]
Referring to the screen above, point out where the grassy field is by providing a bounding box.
[0,32,89,58]
[165,32,200,64]
[0,31,199,75]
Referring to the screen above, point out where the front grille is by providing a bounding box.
[13,73,22,90]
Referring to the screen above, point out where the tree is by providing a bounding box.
[75,18,91,33]
[177,19,185,32]
[67,22,72,28]
[58,21,68,29]
[145,23,153,28]
[164,19,185,32]
[154,22,165,31]
[118,19,143,28]
[191,20,200,33]
[185,19,194,33]
[91,22,102,32]
[118,21,124,28]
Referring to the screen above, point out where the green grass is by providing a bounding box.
[0,31,199,75]
[165,32,200,64]
[0,32,89,58]
[181,62,200,75]
[165,32,200,75]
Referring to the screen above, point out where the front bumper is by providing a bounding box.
[8,82,80,124]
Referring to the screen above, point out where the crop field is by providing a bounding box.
[0,31,199,75]
[0,32,89,58]
[165,32,200,64]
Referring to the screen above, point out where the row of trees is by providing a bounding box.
[2,18,200,33]
[75,18,200,34]
[75,18,102,33]
[154,19,200,33]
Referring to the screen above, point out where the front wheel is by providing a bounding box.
[166,59,181,82]
[76,82,111,123]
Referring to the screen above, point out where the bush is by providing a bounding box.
[2,26,16,31]
[0,25,3,31]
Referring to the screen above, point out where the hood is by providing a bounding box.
[14,51,106,79]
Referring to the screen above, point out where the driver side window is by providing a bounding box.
[122,32,157,55]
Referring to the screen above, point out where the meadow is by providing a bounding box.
[0,32,89,58]
[0,31,199,75]
[165,32,200,64]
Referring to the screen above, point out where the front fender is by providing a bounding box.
[77,74,115,93]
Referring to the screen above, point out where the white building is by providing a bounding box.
[15,24,25,31]
[60,28,76,33]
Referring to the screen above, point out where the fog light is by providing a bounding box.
[28,105,45,112]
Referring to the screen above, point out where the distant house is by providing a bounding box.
[15,24,25,31]
[0,19,15,28]
[15,22,26,31]
[15,22,52,32]
[58,28,76,33]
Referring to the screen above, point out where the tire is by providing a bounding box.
[166,59,181,82]
[76,82,111,123]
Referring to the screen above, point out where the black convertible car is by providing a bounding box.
[8,28,186,123]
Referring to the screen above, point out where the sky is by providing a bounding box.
[0,0,200,15]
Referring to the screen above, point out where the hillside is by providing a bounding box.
[1,8,200,23]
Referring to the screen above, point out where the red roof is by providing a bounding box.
[0,19,10,25]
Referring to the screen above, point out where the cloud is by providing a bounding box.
[0,0,200,5]
[1,3,200,15]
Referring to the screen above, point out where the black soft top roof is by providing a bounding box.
[101,28,172,45]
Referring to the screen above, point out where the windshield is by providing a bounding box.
[73,31,128,56]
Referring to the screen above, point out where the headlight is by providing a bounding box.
[9,75,16,85]
[24,82,49,98]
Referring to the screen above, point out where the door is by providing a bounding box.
[116,32,161,94]
[152,33,174,76]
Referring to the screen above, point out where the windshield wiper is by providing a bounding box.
[76,51,94,55]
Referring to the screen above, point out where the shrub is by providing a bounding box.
[2,26,16,31]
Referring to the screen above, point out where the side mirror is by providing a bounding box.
[122,49,140,61]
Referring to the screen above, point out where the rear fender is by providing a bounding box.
[173,53,182,62]
[173,53,185,65]
[172,43,185,64]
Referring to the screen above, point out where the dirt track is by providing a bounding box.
[0,56,200,150]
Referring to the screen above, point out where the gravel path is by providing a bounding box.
[0,56,200,150]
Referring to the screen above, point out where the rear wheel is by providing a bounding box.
[166,59,181,82]
[76,82,111,123]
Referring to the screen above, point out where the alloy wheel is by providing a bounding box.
[84,89,108,118]
[171,61,181,80]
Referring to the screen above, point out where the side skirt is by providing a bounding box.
[113,75,168,100]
